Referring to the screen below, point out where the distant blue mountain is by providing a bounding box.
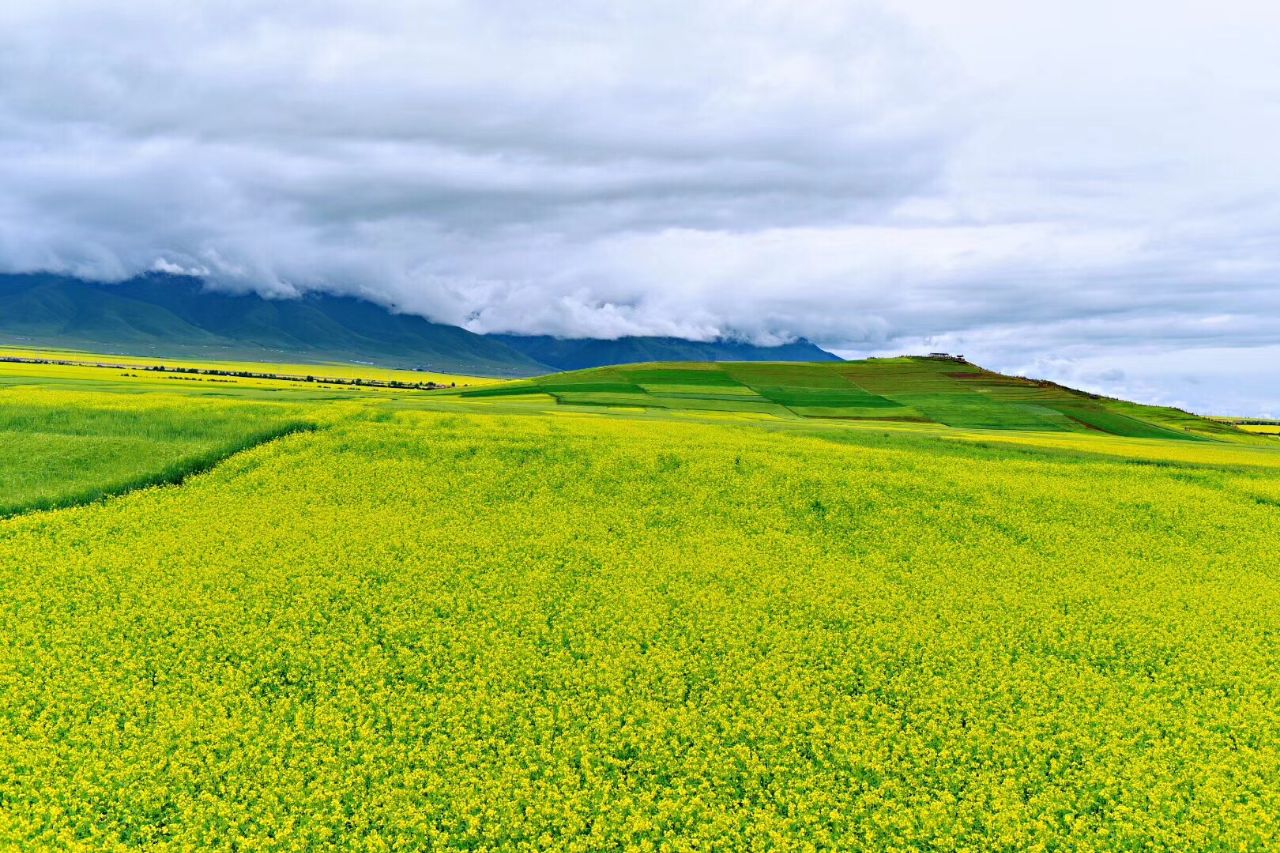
[490,333,840,371]
[0,272,545,375]
[0,272,840,374]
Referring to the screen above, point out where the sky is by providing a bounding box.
[1,1,1277,415]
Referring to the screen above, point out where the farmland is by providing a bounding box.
[2,354,1279,849]
[458,358,1254,442]
[0,383,319,518]
[1234,423,1280,437]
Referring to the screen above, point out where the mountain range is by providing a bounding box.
[0,273,839,375]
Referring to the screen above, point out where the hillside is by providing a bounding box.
[0,273,545,376]
[0,273,842,375]
[459,356,1253,441]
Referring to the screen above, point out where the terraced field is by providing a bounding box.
[459,357,1250,442]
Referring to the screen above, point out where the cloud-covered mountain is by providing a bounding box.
[0,273,543,374]
[0,274,840,374]
[490,334,838,372]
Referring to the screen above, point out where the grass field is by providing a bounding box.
[0,388,316,517]
[2,353,1279,849]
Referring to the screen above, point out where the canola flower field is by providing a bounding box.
[0,345,501,388]
[1,356,1279,849]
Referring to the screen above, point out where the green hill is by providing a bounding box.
[0,273,546,376]
[459,356,1251,441]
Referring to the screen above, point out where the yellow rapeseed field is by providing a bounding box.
[2,377,1279,849]
[0,344,497,388]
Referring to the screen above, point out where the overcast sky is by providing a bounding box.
[1,1,1277,415]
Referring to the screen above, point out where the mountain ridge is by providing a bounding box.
[0,273,841,375]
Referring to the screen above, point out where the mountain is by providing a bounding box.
[489,334,840,371]
[0,273,545,375]
[0,273,842,375]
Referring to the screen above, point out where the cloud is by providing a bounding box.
[0,0,1278,414]
[0,1,954,286]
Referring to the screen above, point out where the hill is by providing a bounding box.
[458,356,1252,441]
[0,273,842,375]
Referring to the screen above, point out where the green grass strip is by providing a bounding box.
[0,421,318,519]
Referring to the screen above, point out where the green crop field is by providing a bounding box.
[458,357,1251,442]
[0,392,315,517]
[2,353,1279,849]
